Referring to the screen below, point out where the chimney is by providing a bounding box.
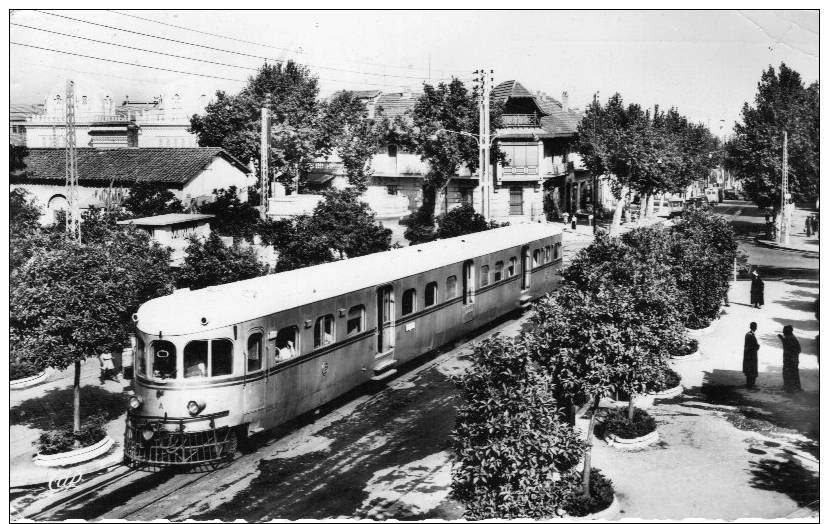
[561,91,569,112]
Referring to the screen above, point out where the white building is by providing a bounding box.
[11,147,252,224]
[116,213,214,266]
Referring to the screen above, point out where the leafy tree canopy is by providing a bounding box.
[10,188,41,234]
[122,182,185,217]
[726,63,819,209]
[177,231,267,290]
[436,203,494,239]
[304,188,392,259]
[198,186,261,241]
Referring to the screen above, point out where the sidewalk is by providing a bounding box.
[10,358,128,488]
[590,278,819,519]
[755,206,820,253]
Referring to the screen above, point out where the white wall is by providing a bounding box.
[137,125,199,148]
[181,157,252,203]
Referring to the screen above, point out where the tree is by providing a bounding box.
[436,203,492,239]
[451,336,585,519]
[10,143,28,170]
[10,188,41,235]
[10,229,173,437]
[190,62,322,195]
[403,79,504,243]
[304,188,392,259]
[198,186,261,241]
[176,232,267,290]
[122,182,185,217]
[726,63,819,212]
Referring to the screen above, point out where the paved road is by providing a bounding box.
[714,200,819,279]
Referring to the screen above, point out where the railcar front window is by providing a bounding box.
[184,340,208,378]
[211,339,234,376]
[150,340,177,379]
[135,337,146,376]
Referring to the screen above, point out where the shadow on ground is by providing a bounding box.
[749,457,819,509]
[10,385,128,430]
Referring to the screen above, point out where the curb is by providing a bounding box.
[687,323,716,337]
[606,429,660,449]
[571,494,621,520]
[602,395,654,409]
[754,236,819,254]
[34,436,115,468]
[670,350,702,362]
[11,370,50,390]
[649,385,684,400]
[11,445,123,490]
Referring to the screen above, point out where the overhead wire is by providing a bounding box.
[33,10,441,81]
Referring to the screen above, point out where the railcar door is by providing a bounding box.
[521,245,530,290]
[243,330,267,422]
[376,285,395,354]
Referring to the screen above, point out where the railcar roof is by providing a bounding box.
[136,222,562,335]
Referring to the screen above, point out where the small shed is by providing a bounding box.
[117,213,214,266]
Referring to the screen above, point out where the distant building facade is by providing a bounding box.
[117,213,214,266]
[11,147,252,224]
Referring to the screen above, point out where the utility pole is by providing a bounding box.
[260,104,270,219]
[482,69,493,220]
[65,79,80,243]
[778,131,790,244]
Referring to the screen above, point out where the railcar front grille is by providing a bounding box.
[124,411,235,467]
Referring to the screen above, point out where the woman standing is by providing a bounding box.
[778,325,803,393]
[750,271,765,308]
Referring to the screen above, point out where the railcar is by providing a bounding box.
[124,223,564,466]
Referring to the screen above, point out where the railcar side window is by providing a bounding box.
[275,326,299,361]
[446,276,457,299]
[347,306,365,335]
[554,242,561,259]
[314,315,335,348]
[508,257,517,277]
[533,249,541,267]
[425,282,438,307]
[247,332,263,372]
[545,246,551,262]
[135,336,146,376]
[494,261,503,281]
[480,265,490,287]
[402,289,417,316]
[211,339,234,376]
[150,340,177,379]
[184,340,209,378]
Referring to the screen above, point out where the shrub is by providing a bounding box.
[556,468,615,517]
[647,366,682,392]
[670,338,698,357]
[10,357,43,380]
[36,413,108,455]
[604,407,657,439]
[436,203,491,239]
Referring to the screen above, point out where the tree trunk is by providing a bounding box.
[609,185,629,236]
[628,394,635,421]
[74,360,82,441]
[582,396,601,495]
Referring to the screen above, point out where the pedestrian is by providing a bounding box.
[743,322,760,389]
[805,215,812,237]
[571,214,577,230]
[778,325,803,393]
[99,351,116,384]
[750,271,765,308]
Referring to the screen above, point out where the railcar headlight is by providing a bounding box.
[187,400,206,416]
[141,424,155,441]
[129,395,143,410]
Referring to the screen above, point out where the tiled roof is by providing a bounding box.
[117,213,214,226]
[10,103,45,120]
[10,147,250,186]
[373,92,419,119]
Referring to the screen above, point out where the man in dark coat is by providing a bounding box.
[750,271,765,308]
[778,325,803,393]
[743,322,760,389]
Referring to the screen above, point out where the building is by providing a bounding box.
[11,147,252,224]
[10,103,44,146]
[116,213,214,266]
[21,79,208,149]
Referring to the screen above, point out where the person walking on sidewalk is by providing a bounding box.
[805,215,813,237]
[750,271,765,308]
[99,351,116,384]
[743,322,760,389]
[778,325,803,393]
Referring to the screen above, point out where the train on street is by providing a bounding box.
[124,223,564,467]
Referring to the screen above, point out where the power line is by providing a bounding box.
[34,10,436,81]
[11,42,247,83]
[106,9,437,74]
[12,22,257,71]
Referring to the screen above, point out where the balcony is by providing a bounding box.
[501,113,538,128]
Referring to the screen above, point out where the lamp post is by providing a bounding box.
[431,128,498,221]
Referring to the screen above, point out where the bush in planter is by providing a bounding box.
[36,413,108,455]
[670,338,698,357]
[604,407,657,439]
[556,468,615,517]
[647,366,682,392]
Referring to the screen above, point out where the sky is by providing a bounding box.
[9,9,819,137]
